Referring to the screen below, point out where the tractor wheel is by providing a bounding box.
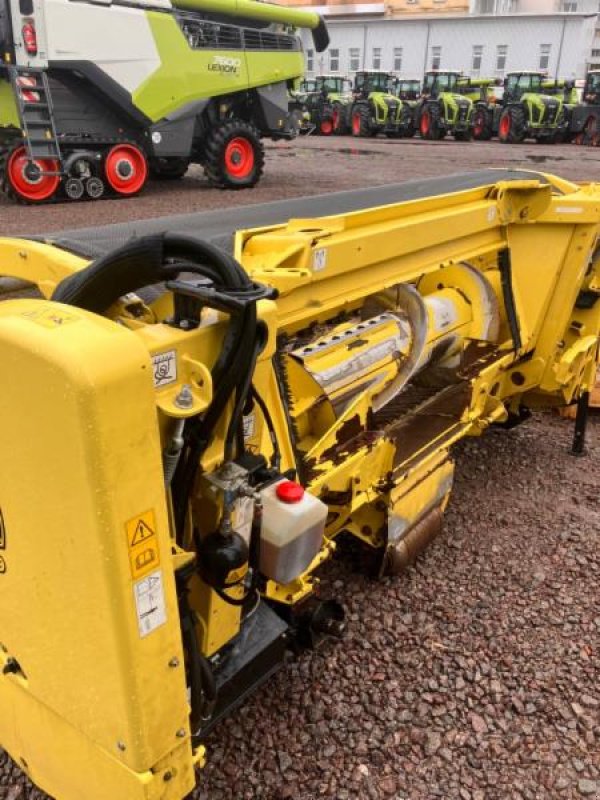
[498,106,526,144]
[104,143,148,196]
[332,103,346,134]
[453,129,472,142]
[150,157,189,180]
[472,108,493,141]
[351,105,371,137]
[5,145,60,204]
[419,103,444,140]
[319,115,334,136]
[575,116,598,146]
[204,119,264,189]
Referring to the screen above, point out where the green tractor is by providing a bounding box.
[343,71,413,138]
[288,75,352,136]
[472,72,569,143]
[417,71,492,141]
[0,0,328,202]
[571,69,600,145]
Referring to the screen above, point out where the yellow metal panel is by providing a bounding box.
[0,300,192,792]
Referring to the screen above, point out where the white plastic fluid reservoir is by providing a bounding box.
[259,479,328,585]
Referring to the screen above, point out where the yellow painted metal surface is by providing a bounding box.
[0,170,599,800]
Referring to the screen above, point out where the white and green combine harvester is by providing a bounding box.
[0,0,327,202]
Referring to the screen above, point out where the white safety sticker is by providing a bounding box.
[313,248,327,272]
[243,412,255,440]
[134,569,167,638]
[233,496,254,545]
[152,350,177,388]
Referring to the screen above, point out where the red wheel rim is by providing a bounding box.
[499,115,511,138]
[320,119,333,135]
[332,109,339,130]
[473,115,483,137]
[352,113,361,136]
[105,144,147,195]
[7,146,60,202]
[420,111,431,136]
[224,137,255,179]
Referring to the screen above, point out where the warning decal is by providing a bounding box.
[134,569,167,637]
[126,510,160,580]
[22,308,79,329]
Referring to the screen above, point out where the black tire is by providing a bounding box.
[498,105,527,144]
[351,104,371,137]
[150,157,189,180]
[472,107,493,141]
[453,129,472,142]
[420,102,444,140]
[204,119,264,190]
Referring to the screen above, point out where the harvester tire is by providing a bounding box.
[419,103,444,140]
[319,115,334,136]
[150,157,189,180]
[498,105,526,144]
[204,119,264,189]
[472,108,493,141]
[351,104,371,137]
[4,145,60,204]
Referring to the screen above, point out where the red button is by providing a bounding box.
[276,480,305,504]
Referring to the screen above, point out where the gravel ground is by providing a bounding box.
[1,136,599,799]
[0,136,597,236]
[1,414,598,800]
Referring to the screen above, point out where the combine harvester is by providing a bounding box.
[0,0,328,202]
[0,170,599,799]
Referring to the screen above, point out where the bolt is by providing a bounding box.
[174,384,193,409]
[168,657,180,668]
[117,741,126,752]
[164,771,173,783]
[176,728,186,738]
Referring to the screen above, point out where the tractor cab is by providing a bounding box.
[395,78,421,101]
[583,70,600,105]
[502,72,545,102]
[422,71,462,99]
[298,78,318,94]
[353,70,395,98]
[314,75,352,96]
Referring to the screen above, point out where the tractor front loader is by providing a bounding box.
[345,71,412,137]
[0,0,328,203]
[417,71,486,141]
[571,69,600,146]
[1,169,600,800]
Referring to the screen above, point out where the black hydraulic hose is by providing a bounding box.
[251,385,281,470]
[224,323,267,462]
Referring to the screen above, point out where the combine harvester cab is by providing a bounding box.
[0,0,328,202]
[571,69,600,145]
[346,70,412,138]
[475,72,567,144]
[417,71,477,142]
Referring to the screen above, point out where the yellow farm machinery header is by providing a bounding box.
[0,170,599,799]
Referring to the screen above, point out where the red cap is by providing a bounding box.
[276,480,305,504]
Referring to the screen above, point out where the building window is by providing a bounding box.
[539,44,551,70]
[479,0,495,13]
[496,44,508,74]
[393,47,403,72]
[431,46,442,70]
[306,48,314,73]
[329,48,339,72]
[372,47,381,70]
[472,45,483,75]
[592,48,600,57]
[349,47,360,71]
[562,0,577,9]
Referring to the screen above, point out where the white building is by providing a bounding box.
[302,11,597,79]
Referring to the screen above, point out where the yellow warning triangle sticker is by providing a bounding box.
[131,519,155,547]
